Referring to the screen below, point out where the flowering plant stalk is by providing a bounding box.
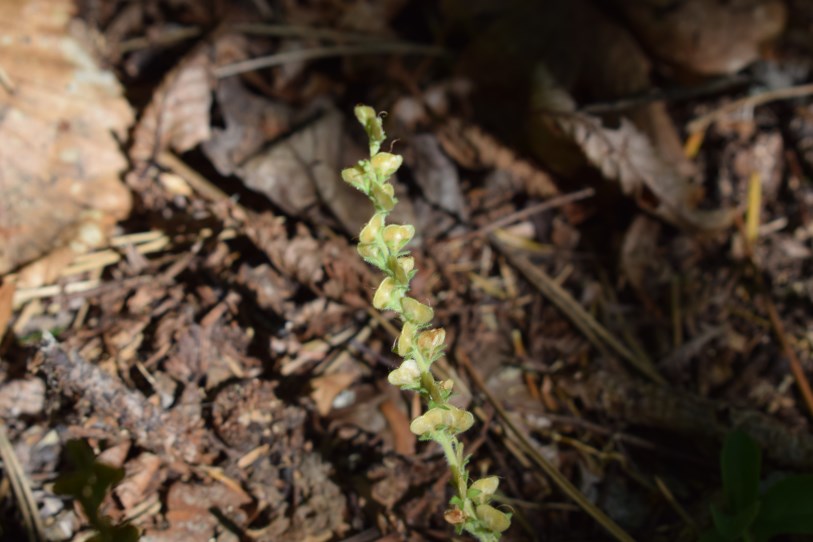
[342,105,511,540]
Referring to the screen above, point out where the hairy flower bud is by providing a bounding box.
[401,297,433,325]
[341,165,367,191]
[475,504,511,533]
[416,328,446,361]
[393,255,414,284]
[410,405,474,436]
[355,105,385,155]
[357,243,382,265]
[469,476,500,505]
[373,277,400,310]
[397,256,414,274]
[371,182,396,211]
[397,322,417,357]
[371,152,403,180]
[388,359,421,388]
[382,224,414,253]
[360,213,385,244]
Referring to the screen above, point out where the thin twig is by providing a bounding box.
[214,42,446,79]
[581,74,749,115]
[231,22,391,43]
[687,82,813,134]
[457,188,595,242]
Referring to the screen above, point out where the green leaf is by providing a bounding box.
[721,430,761,512]
[711,500,760,541]
[751,475,813,542]
[54,439,126,528]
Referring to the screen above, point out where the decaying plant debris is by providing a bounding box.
[2,0,813,541]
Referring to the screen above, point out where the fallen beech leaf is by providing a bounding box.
[0,0,132,274]
[617,0,786,75]
[130,48,214,166]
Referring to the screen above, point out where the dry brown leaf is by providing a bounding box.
[437,119,558,198]
[130,48,214,166]
[378,398,415,455]
[408,134,468,219]
[157,481,251,541]
[619,215,665,296]
[0,378,45,418]
[202,76,292,176]
[533,70,734,230]
[116,453,163,511]
[238,111,338,214]
[311,372,357,416]
[617,0,786,75]
[0,0,132,274]
[0,278,14,344]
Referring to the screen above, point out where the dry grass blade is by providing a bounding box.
[492,236,665,384]
[0,421,46,542]
[214,42,446,79]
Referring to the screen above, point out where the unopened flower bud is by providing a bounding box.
[360,213,385,244]
[401,297,433,325]
[393,255,414,284]
[355,105,377,125]
[469,476,499,505]
[382,224,414,253]
[440,379,454,392]
[354,105,385,155]
[397,256,414,274]
[475,504,510,533]
[371,182,396,211]
[371,152,403,180]
[357,243,382,265]
[410,405,474,436]
[374,277,401,310]
[397,322,417,357]
[341,165,366,191]
[416,328,446,361]
[388,359,421,387]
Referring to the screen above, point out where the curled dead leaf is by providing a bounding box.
[130,48,214,166]
[531,69,735,231]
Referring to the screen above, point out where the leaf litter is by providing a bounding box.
[2,1,813,541]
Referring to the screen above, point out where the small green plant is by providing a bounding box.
[342,105,510,540]
[54,439,139,542]
[700,429,813,542]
